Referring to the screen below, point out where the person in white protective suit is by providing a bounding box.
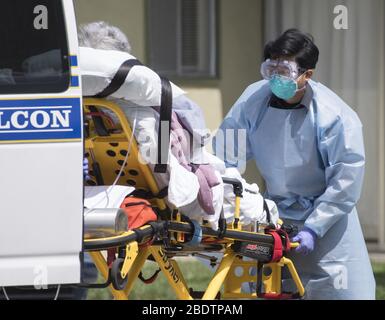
[76,21,279,229]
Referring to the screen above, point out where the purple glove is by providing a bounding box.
[83,158,90,180]
[292,227,317,255]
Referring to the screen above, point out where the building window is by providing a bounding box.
[0,0,70,94]
[147,0,218,79]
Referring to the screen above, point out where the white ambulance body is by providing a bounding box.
[0,0,83,286]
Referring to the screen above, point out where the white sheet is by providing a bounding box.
[84,185,135,209]
[79,47,185,106]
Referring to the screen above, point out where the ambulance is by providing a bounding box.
[0,0,83,287]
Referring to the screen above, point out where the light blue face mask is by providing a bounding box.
[269,75,298,100]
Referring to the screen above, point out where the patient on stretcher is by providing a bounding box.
[23,21,279,231]
[78,22,279,230]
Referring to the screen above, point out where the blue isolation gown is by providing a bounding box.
[214,80,376,299]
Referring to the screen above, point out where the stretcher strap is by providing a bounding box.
[131,186,168,200]
[154,77,173,173]
[96,59,143,98]
[93,58,173,174]
[85,112,115,128]
[263,200,271,224]
[268,231,283,262]
[185,220,203,246]
[217,209,227,239]
[88,106,109,137]
[266,228,291,262]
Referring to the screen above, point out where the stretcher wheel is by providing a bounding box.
[110,258,128,290]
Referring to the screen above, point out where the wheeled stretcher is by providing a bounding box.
[82,98,305,300]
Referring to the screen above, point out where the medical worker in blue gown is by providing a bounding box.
[214,29,376,299]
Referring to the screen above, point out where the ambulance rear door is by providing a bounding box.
[0,0,83,287]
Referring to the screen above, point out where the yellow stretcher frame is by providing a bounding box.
[82,98,305,300]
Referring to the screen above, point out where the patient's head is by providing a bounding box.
[78,21,132,53]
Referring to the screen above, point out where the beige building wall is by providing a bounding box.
[74,0,265,184]
[220,0,264,184]
[169,0,266,184]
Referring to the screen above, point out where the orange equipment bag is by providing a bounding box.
[119,197,158,230]
[107,197,158,266]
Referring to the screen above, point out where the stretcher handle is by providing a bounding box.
[84,220,277,251]
[290,242,300,249]
[222,177,243,197]
[222,177,243,229]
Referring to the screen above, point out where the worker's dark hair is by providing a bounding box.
[263,29,319,70]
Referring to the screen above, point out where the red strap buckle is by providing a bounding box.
[266,227,291,262]
[268,230,283,262]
